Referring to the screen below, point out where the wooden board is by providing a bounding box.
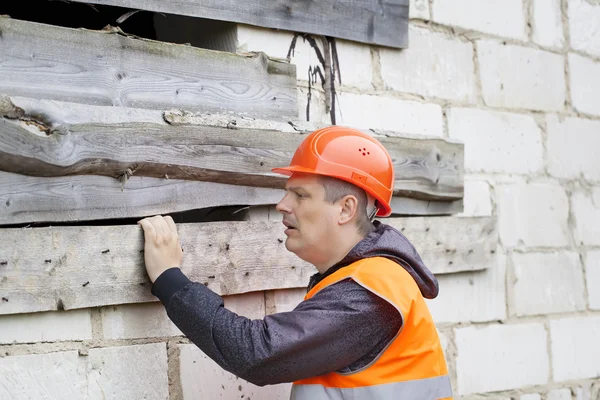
[0,118,463,202]
[0,17,297,120]
[68,0,410,49]
[0,217,497,315]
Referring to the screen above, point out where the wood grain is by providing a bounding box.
[0,217,497,315]
[0,17,297,120]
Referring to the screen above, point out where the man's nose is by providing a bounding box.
[275,194,291,214]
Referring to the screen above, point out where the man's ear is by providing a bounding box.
[338,195,359,225]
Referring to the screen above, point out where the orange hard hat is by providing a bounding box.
[272,126,395,217]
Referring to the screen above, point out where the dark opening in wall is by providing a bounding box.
[0,0,237,52]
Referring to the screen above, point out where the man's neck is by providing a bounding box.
[313,231,366,274]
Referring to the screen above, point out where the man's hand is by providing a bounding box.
[137,215,183,283]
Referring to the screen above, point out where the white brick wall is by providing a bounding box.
[409,0,430,20]
[551,316,600,381]
[87,343,169,400]
[547,115,600,182]
[0,351,86,399]
[179,344,291,400]
[532,0,565,49]
[379,26,476,102]
[496,183,570,248]
[335,92,444,137]
[447,108,544,174]
[548,388,574,400]
[427,252,506,324]
[510,252,586,316]
[478,41,566,112]
[586,251,600,310]
[458,179,493,217]
[521,394,542,400]
[265,288,306,314]
[455,323,549,395]
[0,309,92,344]
[572,188,600,246]
[569,53,600,117]
[223,291,266,319]
[569,0,600,58]
[432,0,526,40]
[101,303,182,340]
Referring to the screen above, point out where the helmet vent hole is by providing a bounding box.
[358,148,370,156]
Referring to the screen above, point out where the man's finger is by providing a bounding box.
[165,216,178,236]
[138,218,156,241]
[151,215,170,238]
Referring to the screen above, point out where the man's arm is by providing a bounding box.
[153,269,401,386]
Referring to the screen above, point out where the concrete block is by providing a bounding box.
[569,53,600,117]
[496,183,570,248]
[532,0,565,48]
[521,395,542,400]
[179,344,292,400]
[297,85,328,124]
[265,288,307,314]
[576,383,592,400]
[569,0,600,58]
[427,251,506,324]
[410,0,430,20]
[223,291,266,320]
[586,250,600,310]
[478,41,566,112]
[511,252,586,316]
[380,26,476,102]
[332,39,373,89]
[87,343,168,400]
[447,108,544,174]
[0,351,86,400]
[0,309,92,344]
[432,0,526,39]
[101,303,182,340]
[457,179,493,217]
[455,323,549,395]
[572,188,600,246]
[548,388,574,400]
[547,115,600,182]
[335,92,444,137]
[551,316,600,381]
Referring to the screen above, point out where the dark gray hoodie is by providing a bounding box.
[152,221,439,386]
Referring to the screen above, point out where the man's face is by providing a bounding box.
[275,173,339,264]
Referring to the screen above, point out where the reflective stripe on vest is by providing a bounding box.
[291,375,453,400]
[291,257,453,400]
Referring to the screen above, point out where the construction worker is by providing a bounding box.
[138,126,453,399]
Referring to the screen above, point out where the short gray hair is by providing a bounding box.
[317,176,373,237]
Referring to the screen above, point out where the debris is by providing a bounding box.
[82,281,90,287]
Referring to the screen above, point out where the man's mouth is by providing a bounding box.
[283,221,297,232]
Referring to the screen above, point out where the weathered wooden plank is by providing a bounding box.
[0,118,463,201]
[0,217,497,315]
[69,0,410,49]
[0,17,297,120]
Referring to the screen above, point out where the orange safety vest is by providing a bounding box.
[291,257,453,400]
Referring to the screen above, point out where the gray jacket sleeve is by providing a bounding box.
[153,268,401,386]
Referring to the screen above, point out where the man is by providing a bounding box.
[138,126,453,399]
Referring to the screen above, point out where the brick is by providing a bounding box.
[265,288,306,314]
[87,343,168,399]
[511,252,586,316]
[426,251,506,324]
[410,0,430,20]
[179,344,291,399]
[532,0,565,48]
[569,53,600,117]
[334,92,444,137]
[496,183,570,248]
[521,395,542,400]
[332,40,373,89]
[478,41,566,112]
[569,0,600,58]
[458,179,493,217]
[223,291,265,319]
[380,26,476,102]
[455,323,549,395]
[547,116,600,182]
[548,388,574,400]
[101,303,182,340]
[0,309,92,344]
[297,85,328,124]
[448,108,543,174]
[432,0,526,40]
[572,188,600,246]
[576,383,592,400]
[0,351,86,399]
[551,316,600,381]
[586,251,600,310]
